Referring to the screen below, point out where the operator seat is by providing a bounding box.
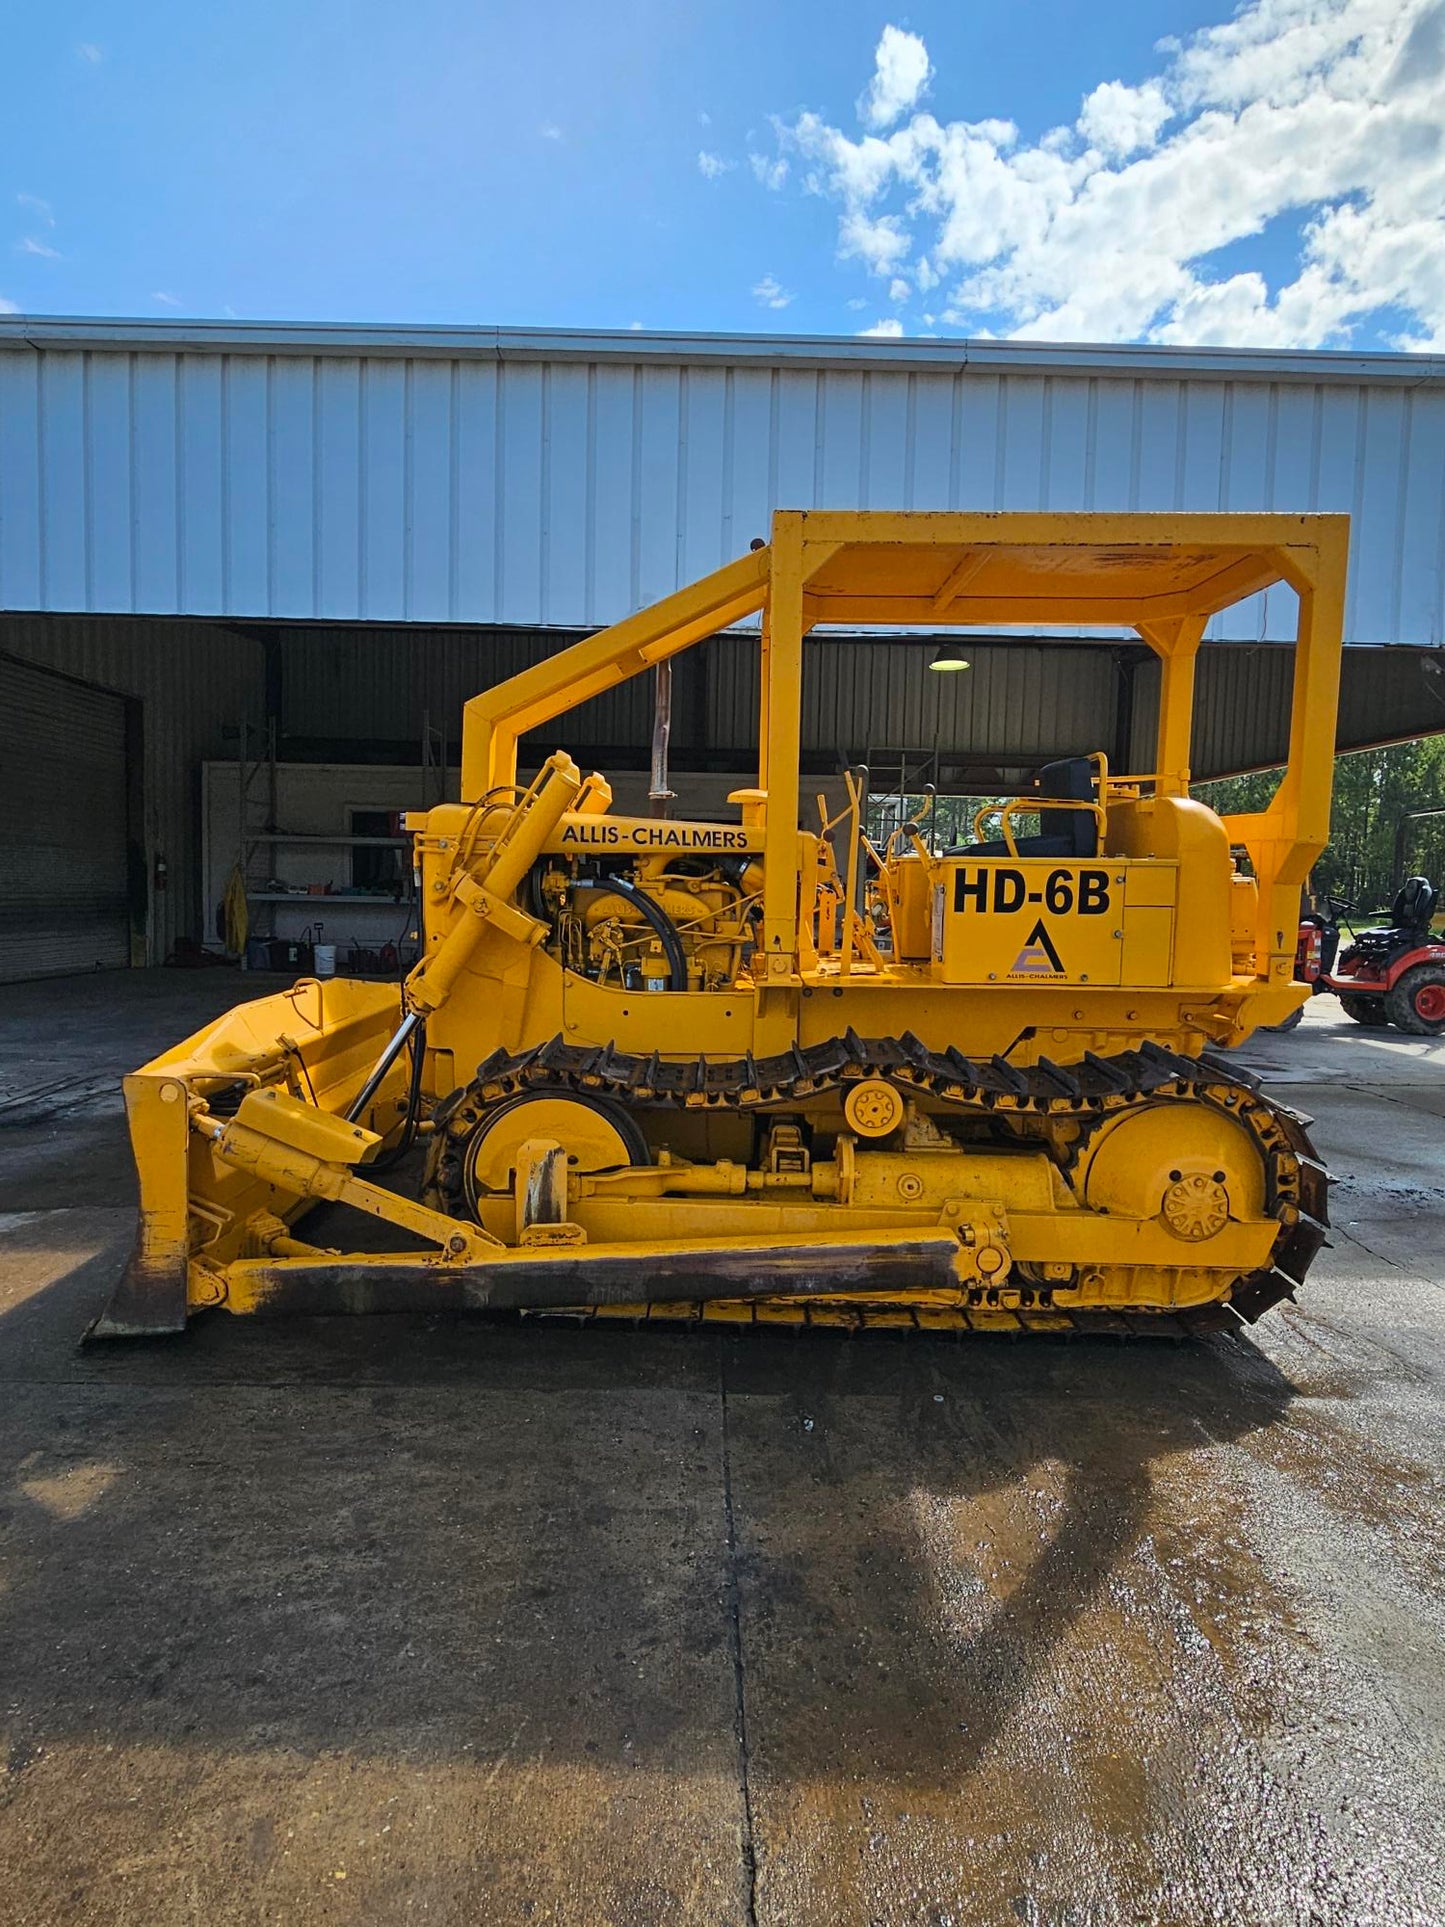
[1348,876,1437,962]
[945,756,1099,859]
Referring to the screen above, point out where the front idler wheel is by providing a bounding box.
[459,1090,650,1223]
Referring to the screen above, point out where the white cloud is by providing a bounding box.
[750,152,789,190]
[753,273,794,309]
[77,42,102,63]
[18,237,61,259]
[858,25,931,131]
[152,291,180,307]
[699,110,711,127]
[860,316,905,337]
[888,276,910,303]
[0,295,18,313]
[838,206,910,273]
[17,193,54,226]
[1077,79,1170,158]
[792,110,895,204]
[770,2,1445,351]
[538,122,563,141]
[698,150,735,179]
[628,319,645,330]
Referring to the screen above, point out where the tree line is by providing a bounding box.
[1195,737,1445,916]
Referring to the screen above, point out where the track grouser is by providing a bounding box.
[101,511,1347,1337]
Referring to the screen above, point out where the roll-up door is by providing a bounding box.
[0,656,132,982]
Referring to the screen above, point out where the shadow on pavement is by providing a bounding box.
[0,1239,1296,1793]
[718,1328,1293,1788]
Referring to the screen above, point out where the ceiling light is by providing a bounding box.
[929,643,971,672]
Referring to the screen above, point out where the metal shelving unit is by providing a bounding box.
[247,892,408,904]
[248,833,410,848]
[232,733,418,972]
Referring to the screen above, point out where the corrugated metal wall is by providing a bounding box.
[1129,641,1445,778]
[276,617,1438,781]
[0,614,266,960]
[2,328,1442,645]
[275,622,1122,765]
[712,634,1118,761]
[813,638,1118,762]
[0,656,130,981]
[280,625,651,751]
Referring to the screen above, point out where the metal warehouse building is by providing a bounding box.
[1,316,1443,982]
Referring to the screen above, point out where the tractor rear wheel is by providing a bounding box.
[1385,965,1445,1036]
[1340,994,1388,1026]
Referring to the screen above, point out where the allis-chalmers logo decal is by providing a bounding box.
[1009,918,1066,977]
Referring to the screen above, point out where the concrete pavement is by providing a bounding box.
[1,977,1442,1925]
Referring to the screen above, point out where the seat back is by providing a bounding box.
[940,755,1100,859]
[1391,876,1436,930]
[1037,757,1098,858]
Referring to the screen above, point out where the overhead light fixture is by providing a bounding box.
[929,643,971,672]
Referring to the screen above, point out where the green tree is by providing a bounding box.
[1195,738,1445,915]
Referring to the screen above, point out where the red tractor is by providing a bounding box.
[1261,891,1347,1032]
[1320,876,1445,1035]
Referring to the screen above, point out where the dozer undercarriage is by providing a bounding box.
[99,511,1347,1337]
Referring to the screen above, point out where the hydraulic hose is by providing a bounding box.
[569,872,688,990]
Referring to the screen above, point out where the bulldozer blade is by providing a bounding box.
[227,1232,969,1319]
[87,1239,189,1340]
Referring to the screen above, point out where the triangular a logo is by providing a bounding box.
[1010,918,1065,975]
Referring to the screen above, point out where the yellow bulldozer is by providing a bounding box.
[99,511,1345,1338]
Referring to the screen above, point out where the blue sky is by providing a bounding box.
[2,1,1442,350]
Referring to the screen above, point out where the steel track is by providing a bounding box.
[426,1030,1330,1335]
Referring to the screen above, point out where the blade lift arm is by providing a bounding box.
[198,752,590,1280]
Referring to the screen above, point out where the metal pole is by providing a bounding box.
[648,662,675,819]
[852,764,870,917]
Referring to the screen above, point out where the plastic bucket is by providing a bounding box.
[313,943,337,978]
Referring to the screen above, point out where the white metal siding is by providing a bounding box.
[0,655,129,980]
[2,329,1441,645]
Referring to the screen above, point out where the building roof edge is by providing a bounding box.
[0,316,1440,384]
